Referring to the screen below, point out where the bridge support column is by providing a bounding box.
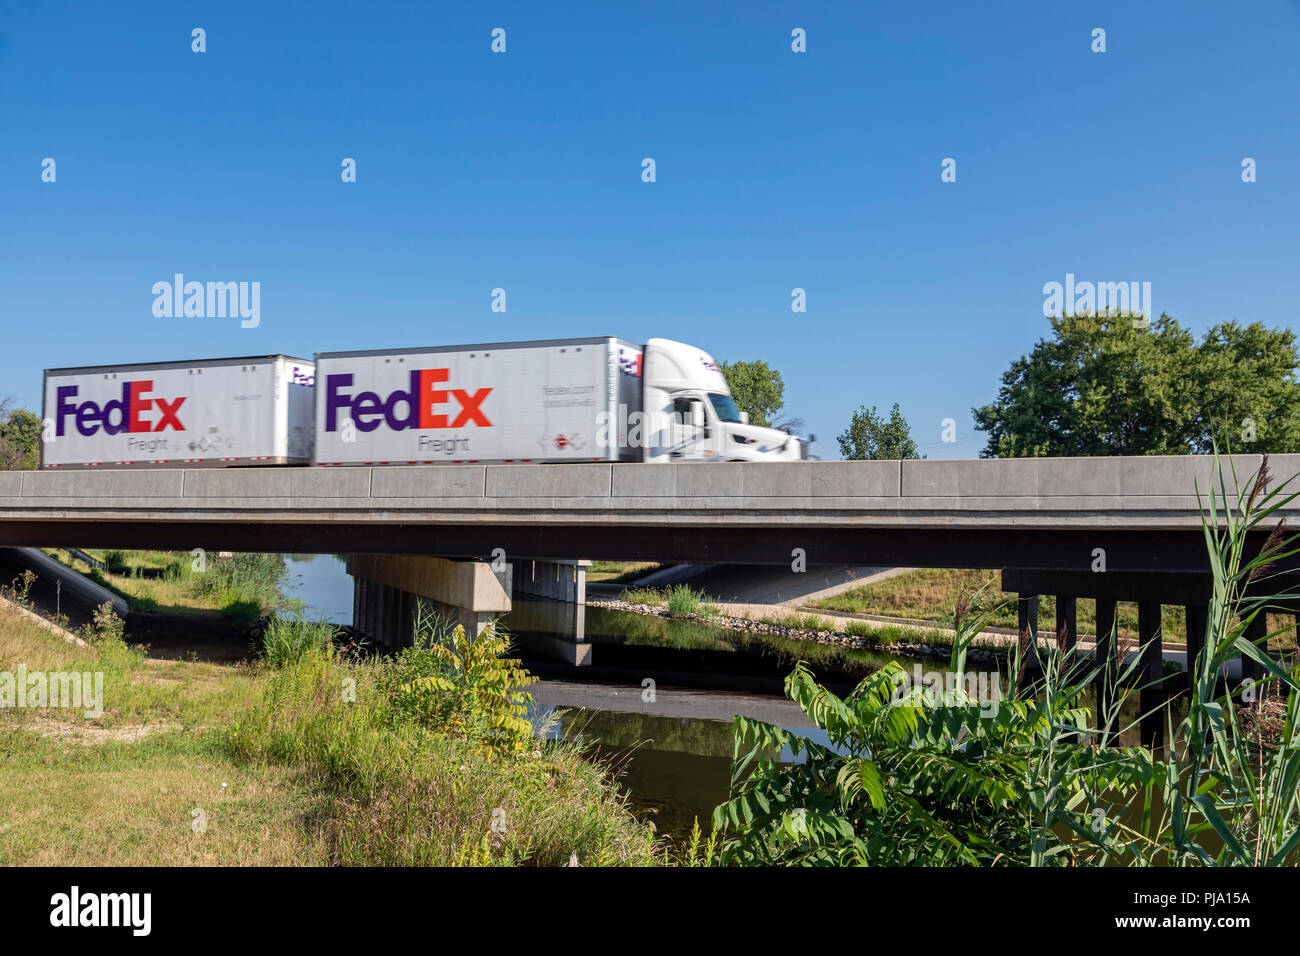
[1017,594,1040,677]
[1138,601,1165,748]
[510,559,590,603]
[1094,598,1119,738]
[347,554,512,649]
[352,579,420,651]
[1055,596,1077,653]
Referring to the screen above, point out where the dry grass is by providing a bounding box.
[0,601,326,865]
[0,737,330,865]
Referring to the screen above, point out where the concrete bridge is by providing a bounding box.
[1,455,1294,571]
[3,454,1296,734]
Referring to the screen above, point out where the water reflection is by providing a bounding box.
[283,554,353,625]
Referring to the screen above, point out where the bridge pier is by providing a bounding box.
[1138,601,1165,747]
[1185,604,1208,680]
[1094,597,1119,737]
[1005,569,1300,744]
[510,559,590,603]
[347,554,511,650]
[1055,596,1077,653]
[1016,594,1040,676]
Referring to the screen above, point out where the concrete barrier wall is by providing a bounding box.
[6,455,1297,519]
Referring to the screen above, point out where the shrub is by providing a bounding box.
[377,605,537,753]
[89,600,125,645]
[3,570,37,607]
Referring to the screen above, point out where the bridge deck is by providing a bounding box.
[2,455,1295,530]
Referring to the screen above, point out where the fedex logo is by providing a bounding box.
[54,382,186,437]
[618,348,642,377]
[324,369,492,433]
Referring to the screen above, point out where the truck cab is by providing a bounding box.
[641,338,811,463]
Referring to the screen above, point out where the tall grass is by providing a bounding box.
[666,584,716,618]
[186,553,288,620]
[222,638,659,865]
[620,583,718,617]
[256,614,339,667]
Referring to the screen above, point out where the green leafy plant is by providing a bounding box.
[713,451,1300,867]
[381,605,537,753]
[712,586,1159,866]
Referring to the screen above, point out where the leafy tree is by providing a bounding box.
[720,359,784,428]
[1187,321,1300,454]
[0,401,40,470]
[973,312,1300,457]
[837,403,922,460]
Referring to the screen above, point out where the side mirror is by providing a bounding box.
[690,401,705,429]
[739,411,749,425]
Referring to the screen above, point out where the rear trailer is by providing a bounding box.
[40,355,315,469]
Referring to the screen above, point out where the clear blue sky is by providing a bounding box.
[2,1,1297,458]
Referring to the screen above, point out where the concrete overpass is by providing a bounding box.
[4,454,1293,745]
[1,456,1294,575]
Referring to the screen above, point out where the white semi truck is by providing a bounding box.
[314,337,811,465]
[41,355,316,469]
[38,338,810,469]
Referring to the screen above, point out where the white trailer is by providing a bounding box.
[314,337,809,465]
[41,355,315,469]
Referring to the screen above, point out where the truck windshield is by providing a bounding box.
[707,393,742,424]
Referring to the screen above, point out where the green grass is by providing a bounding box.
[256,615,339,667]
[0,600,660,867]
[666,584,716,618]
[619,585,667,606]
[43,549,287,626]
[620,584,719,620]
[586,561,661,584]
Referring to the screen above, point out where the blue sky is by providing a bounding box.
[2,0,1297,458]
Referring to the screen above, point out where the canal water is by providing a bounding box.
[282,555,1009,841]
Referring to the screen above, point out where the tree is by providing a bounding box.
[0,400,40,470]
[1186,321,1300,454]
[837,403,922,460]
[720,359,784,428]
[972,312,1300,457]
